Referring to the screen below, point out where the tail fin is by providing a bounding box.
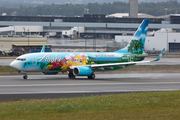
[115,19,149,54]
[41,45,45,53]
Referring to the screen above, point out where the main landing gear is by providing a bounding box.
[68,71,95,79]
[68,71,76,79]
[88,73,95,79]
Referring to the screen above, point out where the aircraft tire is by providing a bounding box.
[68,71,76,79]
[88,73,95,79]
[23,75,28,79]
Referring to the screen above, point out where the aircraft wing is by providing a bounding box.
[70,48,165,70]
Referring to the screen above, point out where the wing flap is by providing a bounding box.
[90,61,150,68]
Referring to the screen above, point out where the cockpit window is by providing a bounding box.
[16,58,26,61]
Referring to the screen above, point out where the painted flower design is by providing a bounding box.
[46,65,53,70]
[59,58,67,66]
[65,53,75,61]
[79,53,88,60]
[45,53,89,71]
[61,61,74,71]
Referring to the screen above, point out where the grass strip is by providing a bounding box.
[0,91,180,120]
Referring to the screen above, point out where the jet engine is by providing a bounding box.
[73,66,92,76]
[41,72,58,75]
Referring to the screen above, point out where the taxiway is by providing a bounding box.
[0,73,179,101]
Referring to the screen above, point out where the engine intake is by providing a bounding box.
[73,66,92,76]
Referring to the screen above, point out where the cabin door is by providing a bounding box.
[32,55,37,66]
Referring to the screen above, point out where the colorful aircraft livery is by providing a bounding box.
[10,19,165,79]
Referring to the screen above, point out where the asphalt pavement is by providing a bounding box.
[0,73,179,101]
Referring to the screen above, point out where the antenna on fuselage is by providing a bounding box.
[41,45,45,53]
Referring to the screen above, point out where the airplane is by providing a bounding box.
[10,19,165,79]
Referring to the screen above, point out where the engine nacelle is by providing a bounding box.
[41,72,58,75]
[73,66,92,76]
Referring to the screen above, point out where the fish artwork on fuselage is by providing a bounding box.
[10,19,165,79]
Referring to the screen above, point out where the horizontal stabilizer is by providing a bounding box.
[152,48,165,62]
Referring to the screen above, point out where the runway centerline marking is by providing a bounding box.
[0,82,180,87]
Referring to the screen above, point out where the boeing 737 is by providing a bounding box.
[10,19,165,79]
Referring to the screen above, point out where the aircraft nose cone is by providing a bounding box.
[10,60,20,70]
[10,61,16,69]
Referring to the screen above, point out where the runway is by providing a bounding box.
[0,73,180,101]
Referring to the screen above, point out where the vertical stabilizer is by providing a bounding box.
[115,19,149,54]
[41,45,46,53]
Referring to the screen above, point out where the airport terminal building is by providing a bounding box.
[1,14,180,53]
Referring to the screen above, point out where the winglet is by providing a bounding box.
[153,48,165,61]
[41,45,45,53]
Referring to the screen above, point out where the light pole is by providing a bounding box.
[93,28,96,52]
[59,8,61,16]
[86,9,89,14]
[164,8,168,21]
[85,37,86,51]
[166,28,168,53]
[27,28,29,52]
[84,8,89,14]
[23,27,25,36]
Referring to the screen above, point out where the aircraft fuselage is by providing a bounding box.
[10,52,144,72]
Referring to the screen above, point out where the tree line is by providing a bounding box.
[0,1,179,16]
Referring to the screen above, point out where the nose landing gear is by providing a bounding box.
[23,74,28,79]
[19,71,28,79]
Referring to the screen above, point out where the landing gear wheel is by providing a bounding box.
[88,73,95,79]
[23,75,28,79]
[68,71,76,79]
